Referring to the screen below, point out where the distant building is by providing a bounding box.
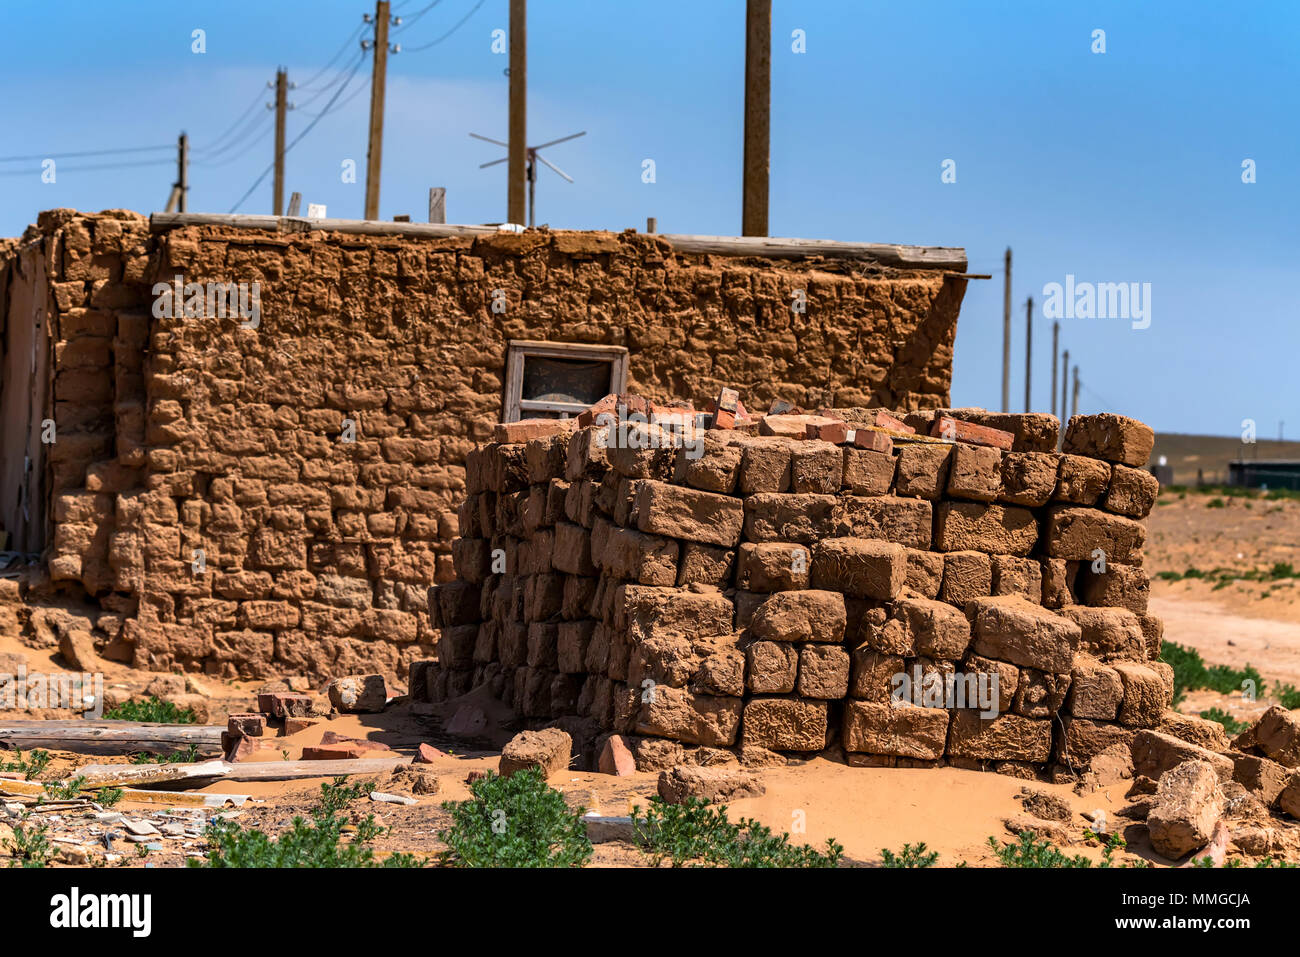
[1228,459,1300,491]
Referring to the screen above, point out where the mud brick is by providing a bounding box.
[964,653,1019,712]
[544,479,570,524]
[1235,705,1300,767]
[605,422,681,480]
[849,649,903,701]
[947,710,1051,762]
[1045,505,1145,563]
[750,589,847,642]
[256,691,312,718]
[1159,711,1229,752]
[1067,656,1124,720]
[440,624,478,669]
[811,538,906,600]
[742,697,828,751]
[837,496,932,548]
[940,550,992,606]
[633,480,743,547]
[842,447,896,495]
[1111,662,1169,727]
[806,419,852,443]
[228,713,267,737]
[938,410,1059,453]
[843,701,949,759]
[823,407,915,434]
[559,575,597,620]
[1059,606,1146,660]
[852,429,895,453]
[1063,413,1155,467]
[473,620,499,662]
[521,667,554,718]
[743,492,839,544]
[856,607,912,656]
[612,477,641,526]
[551,521,596,576]
[635,685,742,746]
[676,542,734,587]
[1077,563,1149,614]
[712,387,740,429]
[1130,730,1234,782]
[488,442,531,492]
[523,574,564,622]
[494,418,576,445]
[796,644,850,699]
[618,585,734,644]
[1103,464,1160,519]
[931,415,1014,450]
[452,537,491,584]
[898,597,971,660]
[732,590,766,629]
[904,548,945,598]
[594,471,624,517]
[970,596,1081,673]
[1055,716,1134,765]
[746,640,799,693]
[1137,613,1163,659]
[990,556,1042,602]
[1231,754,1291,805]
[555,620,595,673]
[1040,558,1078,608]
[498,621,528,668]
[549,673,583,714]
[738,439,793,493]
[736,542,810,591]
[999,451,1060,507]
[894,444,953,499]
[564,426,609,481]
[526,434,569,485]
[434,582,481,627]
[759,413,836,439]
[934,501,1038,555]
[791,440,844,494]
[673,441,742,493]
[599,527,675,587]
[945,444,1002,502]
[1055,454,1110,505]
[408,660,436,704]
[1011,669,1071,718]
[517,529,554,575]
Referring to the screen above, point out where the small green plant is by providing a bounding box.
[1274,683,1300,710]
[1159,640,1261,707]
[130,744,200,765]
[97,787,124,808]
[136,843,151,859]
[1200,708,1248,736]
[438,768,591,868]
[632,796,842,868]
[317,777,370,815]
[104,697,197,724]
[881,842,938,868]
[0,748,52,780]
[1206,498,1226,509]
[41,776,86,801]
[4,817,53,868]
[989,832,1092,868]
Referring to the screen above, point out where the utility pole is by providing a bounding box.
[1050,322,1059,418]
[646,217,657,234]
[508,0,527,225]
[364,1,391,221]
[1024,296,1033,412]
[1001,247,1011,412]
[428,187,446,224]
[742,0,771,236]
[1061,349,1070,430]
[1071,365,1080,420]
[175,132,189,213]
[273,68,288,215]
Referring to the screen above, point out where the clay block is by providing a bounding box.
[947,710,1052,762]
[633,480,743,547]
[742,697,828,751]
[969,596,1081,673]
[635,686,742,747]
[939,551,992,606]
[1045,506,1145,563]
[990,555,1042,602]
[1103,464,1160,519]
[1063,413,1155,467]
[842,447,896,495]
[933,501,1038,555]
[746,640,799,694]
[1077,562,1149,614]
[675,543,735,588]
[673,442,742,493]
[796,644,850,699]
[790,441,843,494]
[810,538,907,600]
[743,493,839,544]
[947,444,1002,502]
[903,548,945,599]
[736,542,811,592]
[999,452,1060,507]
[749,589,846,643]
[837,496,932,549]
[1068,656,1124,720]
[842,701,949,759]
[1113,661,1171,727]
[894,445,953,500]
[1060,606,1147,660]
[737,439,793,493]
[1055,454,1110,505]
[600,527,679,586]
[898,597,971,659]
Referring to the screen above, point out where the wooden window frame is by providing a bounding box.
[502,340,629,422]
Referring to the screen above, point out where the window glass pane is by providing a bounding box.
[521,356,611,406]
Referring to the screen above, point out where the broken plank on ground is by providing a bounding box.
[0,720,225,755]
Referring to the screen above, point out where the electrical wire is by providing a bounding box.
[192,123,276,169]
[190,109,274,165]
[0,144,173,163]
[189,86,269,155]
[227,51,367,213]
[401,0,486,51]
[296,21,367,90]
[0,157,175,177]
[393,0,445,33]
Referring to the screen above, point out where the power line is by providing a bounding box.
[190,86,268,155]
[393,0,445,33]
[0,144,172,163]
[192,123,275,169]
[300,75,370,117]
[227,51,368,213]
[0,157,174,177]
[402,0,486,52]
[297,22,367,90]
[190,109,274,165]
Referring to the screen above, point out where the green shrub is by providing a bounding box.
[131,744,200,765]
[1206,498,1226,509]
[1199,708,1247,736]
[104,697,197,724]
[4,818,52,868]
[0,748,51,780]
[191,775,421,868]
[437,768,591,868]
[1274,683,1300,710]
[632,796,842,868]
[97,787,124,808]
[881,842,938,867]
[989,832,1093,868]
[41,776,85,800]
[1159,640,1260,706]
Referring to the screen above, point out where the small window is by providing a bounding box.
[503,340,628,422]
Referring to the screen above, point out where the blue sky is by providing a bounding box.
[2,0,1296,437]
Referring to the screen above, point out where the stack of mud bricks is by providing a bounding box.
[418,401,1170,778]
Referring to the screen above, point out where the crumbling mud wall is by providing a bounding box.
[419,409,1177,775]
[0,209,966,682]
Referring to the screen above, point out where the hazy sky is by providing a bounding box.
[2,0,1295,437]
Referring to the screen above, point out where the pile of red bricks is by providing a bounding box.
[413,398,1194,777]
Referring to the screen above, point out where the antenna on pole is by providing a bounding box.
[471,130,585,227]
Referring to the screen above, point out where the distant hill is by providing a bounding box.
[1149,432,1300,486]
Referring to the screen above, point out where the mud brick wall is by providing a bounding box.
[1,209,966,683]
[421,411,1178,775]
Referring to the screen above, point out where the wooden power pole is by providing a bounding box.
[1001,247,1011,412]
[1071,365,1080,419]
[364,0,391,221]
[1024,296,1033,412]
[175,132,189,212]
[1050,321,1059,418]
[1060,349,1070,431]
[508,0,527,225]
[742,0,771,237]
[273,68,288,215]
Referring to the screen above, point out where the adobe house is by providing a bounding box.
[0,208,969,681]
